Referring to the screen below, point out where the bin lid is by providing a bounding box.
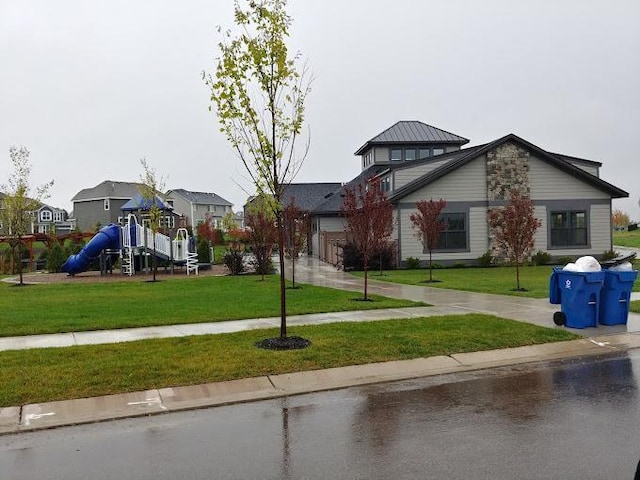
[600,252,636,269]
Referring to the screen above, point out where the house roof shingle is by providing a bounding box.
[282,182,343,211]
[71,181,142,202]
[168,189,233,207]
[354,121,469,155]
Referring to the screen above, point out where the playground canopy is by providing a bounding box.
[121,193,173,212]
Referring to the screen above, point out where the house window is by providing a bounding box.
[104,199,110,211]
[437,213,467,250]
[390,149,402,161]
[54,212,63,222]
[404,149,416,161]
[433,148,444,156]
[379,176,392,193]
[40,210,52,222]
[550,211,587,247]
[419,148,430,159]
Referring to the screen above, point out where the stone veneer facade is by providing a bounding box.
[486,142,531,200]
[486,142,533,260]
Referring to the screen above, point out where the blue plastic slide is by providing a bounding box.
[61,224,121,275]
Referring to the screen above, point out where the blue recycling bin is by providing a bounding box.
[551,269,605,329]
[598,269,638,325]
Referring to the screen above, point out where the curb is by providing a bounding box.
[2,332,639,435]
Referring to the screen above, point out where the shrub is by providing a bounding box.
[601,249,619,261]
[531,250,551,266]
[340,242,395,271]
[477,250,494,268]
[453,262,466,268]
[223,250,245,275]
[405,256,421,269]
[196,238,211,263]
[46,243,67,273]
[557,256,574,266]
[249,247,274,276]
[431,263,444,269]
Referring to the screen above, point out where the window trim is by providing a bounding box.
[549,210,589,249]
[104,199,110,211]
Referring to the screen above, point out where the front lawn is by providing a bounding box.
[353,266,556,298]
[613,230,640,249]
[0,275,424,337]
[0,313,579,406]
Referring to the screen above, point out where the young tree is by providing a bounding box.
[409,198,447,283]
[282,198,309,288]
[246,207,277,280]
[341,177,394,301]
[205,0,312,347]
[487,190,542,291]
[612,209,630,231]
[139,158,167,282]
[0,146,53,285]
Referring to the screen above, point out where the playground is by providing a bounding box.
[60,214,200,276]
[1,213,207,280]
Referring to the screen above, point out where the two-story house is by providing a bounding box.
[309,121,627,266]
[166,189,233,231]
[71,181,143,232]
[32,204,73,235]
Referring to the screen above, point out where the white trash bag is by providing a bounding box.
[563,256,601,272]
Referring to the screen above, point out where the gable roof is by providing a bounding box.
[388,133,628,201]
[282,182,343,211]
[168,189,232,207]
[354,121,469,155]
[72,181,142,202]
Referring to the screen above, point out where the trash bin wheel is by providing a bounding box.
[553,311,566,326]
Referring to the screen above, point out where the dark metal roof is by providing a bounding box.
[389,134,628,202]
[354,121,469,155]
[550,152,602,168]
[168,189,232,207]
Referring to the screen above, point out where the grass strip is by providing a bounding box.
[354,266,558,298]
[0,275,424,337]
[0,314,578,406]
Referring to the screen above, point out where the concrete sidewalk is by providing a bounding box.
[2,256,640,434]
[3,331,640,434]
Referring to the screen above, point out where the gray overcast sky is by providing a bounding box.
[2,0,639,219]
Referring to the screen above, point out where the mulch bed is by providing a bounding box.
[4,265,229,284]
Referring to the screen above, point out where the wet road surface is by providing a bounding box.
[2,351,640,479]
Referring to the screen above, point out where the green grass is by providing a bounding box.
[0,275,423,337]
[613,230,640,248]
[0,313,579,406]
[354,266,556,298]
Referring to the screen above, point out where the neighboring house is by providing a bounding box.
[309,121,627,266]
[71,180,143,232]
[0,192,72,236]
[166,189,233,231]
[32,204,73,235]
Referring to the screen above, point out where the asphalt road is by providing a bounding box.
[2,351,640,480]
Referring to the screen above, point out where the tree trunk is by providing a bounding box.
[277,211,287,339]
[17,240,24,285]
[428,249,433,283]
[515,254,521,291]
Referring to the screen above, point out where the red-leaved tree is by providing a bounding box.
[487,190,542,291]
[341,177,394,300]
[410,198,447,283]
[245,210,277,280]
[282,198,309,288]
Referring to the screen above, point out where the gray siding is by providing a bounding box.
[401,156,488,203]
[529,156,609,200]
[74,199,130,231]
[393,158,453,191]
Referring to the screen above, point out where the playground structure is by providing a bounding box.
[61,214,199,276]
